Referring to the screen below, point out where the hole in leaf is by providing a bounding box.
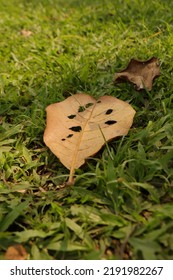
[85,102,94,108]
[68,114,76,119]
[105,109,113,115]
[69,126,82,132]
[78,106,85,112]
[67,134,73,138]
[61,138,66,141]
[105,120,117,125]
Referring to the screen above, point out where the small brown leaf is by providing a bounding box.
[44,93,136,184]
[5,244,28,260]
[20,29,32,37]
[114,57,160,91]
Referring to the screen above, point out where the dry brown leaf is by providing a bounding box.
[44,93,136,184]
[114,57,160,91]
[5,244,28,260]
[20,29,32,37]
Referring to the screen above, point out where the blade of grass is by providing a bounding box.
[0,199,30,232]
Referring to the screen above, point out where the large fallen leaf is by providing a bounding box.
[44,93,136,184]
[114,57,160,90]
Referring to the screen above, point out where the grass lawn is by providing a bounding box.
[0,0,173,260]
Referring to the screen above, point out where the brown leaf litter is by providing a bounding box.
[114,57,160,91]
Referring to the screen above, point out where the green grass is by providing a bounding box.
[0,0,173,260]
